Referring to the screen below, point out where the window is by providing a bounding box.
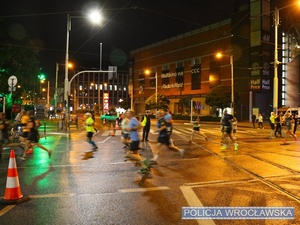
[192,58,201,66]
[176,61,184,88]
[162,64,169,71]
[148,69,156,89]
[176,61,184,68]
[139,73,145,88]
[191,65,201,90]
[161,69,169,86]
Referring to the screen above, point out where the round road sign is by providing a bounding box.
[8,75,18,87]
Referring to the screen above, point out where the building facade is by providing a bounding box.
[130,0,300,120]
[55,68,129,113]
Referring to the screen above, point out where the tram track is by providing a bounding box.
[173,125,300,203]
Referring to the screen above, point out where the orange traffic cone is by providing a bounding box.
[109,123,115,136]
[0,150,30,205]
[115,120,119,130]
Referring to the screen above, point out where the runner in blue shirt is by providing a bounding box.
[125,110,151,174]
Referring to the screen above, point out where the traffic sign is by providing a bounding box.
[8,75,18,87]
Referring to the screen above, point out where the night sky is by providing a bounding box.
[1,0,249,81]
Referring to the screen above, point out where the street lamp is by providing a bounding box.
[64,11,102,112]
[145,69,158,111]
[273,1,300,114]
[55,62,73,116]
[216,52,234,116]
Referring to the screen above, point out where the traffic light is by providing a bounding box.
[38,73,46,81]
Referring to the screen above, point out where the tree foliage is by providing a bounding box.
[205,85,231,108]
[145,93,170,110]
[178,96,190,107]
[0,21,41,103]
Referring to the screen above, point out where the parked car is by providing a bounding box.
[100,114,118,121]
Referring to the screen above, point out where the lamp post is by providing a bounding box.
[273,7,279,114]
[64,11,102,113]
[56,62,73,117]
[273,1,300,113]
[216,53,234,116]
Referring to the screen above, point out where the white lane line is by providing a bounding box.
[180,186,216,225]
[119,186,170,193]
[0,205,16,216]
[97,136,112,144]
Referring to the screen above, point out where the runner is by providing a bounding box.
[124,110,150,174]
[269,112,276,138]
[84,112,98,151]
[258,114,264,129]
[232,116,238,139]
[164,109,175,147]
[220,109,239,151]
[121,110,130,149]
[150,110,184,164]
[282,113,297,144]
[188,116,208,144]
[19,110,52,160]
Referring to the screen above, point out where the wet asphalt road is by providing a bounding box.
[0,120,300,225]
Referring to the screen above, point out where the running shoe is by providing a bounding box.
[220,145,227,151]
[18,156,26,161]
[149,159,158,165]
[234,143,239,151]
[179,149,185,158]
[138,168,149,174]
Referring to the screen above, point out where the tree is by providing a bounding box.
[0,21,41,106]
[205,85,232,109]
[178,96,190,114]
[145,93,170,110]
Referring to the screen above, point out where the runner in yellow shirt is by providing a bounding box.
[84,113,98,151]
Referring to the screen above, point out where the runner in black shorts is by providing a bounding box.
[220,109,239,151]
[150,111,184,164]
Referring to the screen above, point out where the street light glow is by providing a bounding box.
[88,10,102,25]
[216,52,234,116]
[216,52,222,58]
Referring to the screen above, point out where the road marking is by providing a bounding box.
[97,136,111,144]
[180,186,216,225]
[118,186,170,193]
[0,205,16,216]
[30,193,76,198]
